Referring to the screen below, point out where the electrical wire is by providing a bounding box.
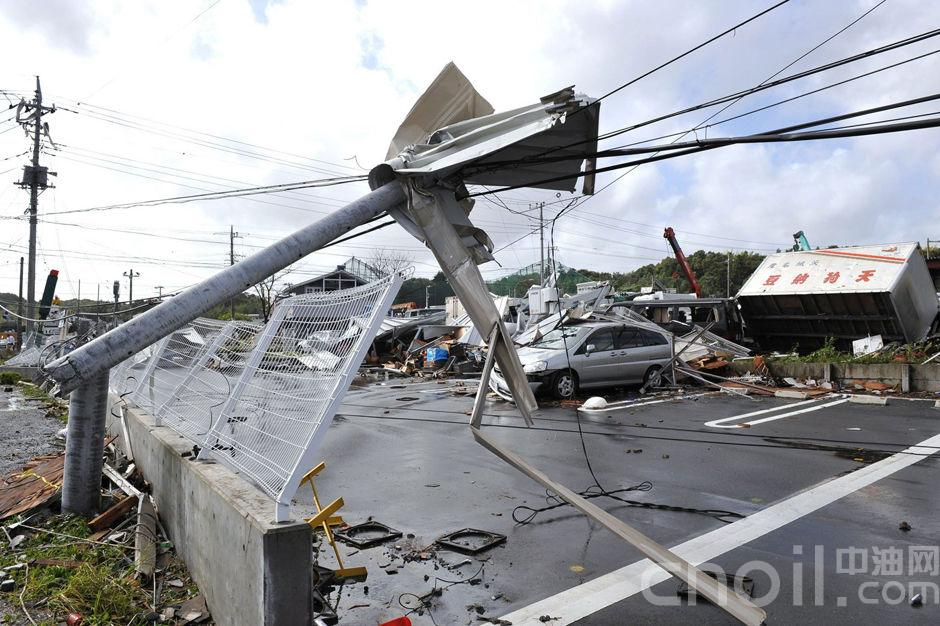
[591,1,791,106]
[41,173,367,216]
[512,482,745,525]
[464,112,940,197]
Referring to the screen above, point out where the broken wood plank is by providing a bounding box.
[88,495,138,532]
[134,497,157,578]
[102,463,141,498]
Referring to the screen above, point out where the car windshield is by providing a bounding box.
[530,326,591,350]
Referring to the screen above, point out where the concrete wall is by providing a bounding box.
[109,399,313,626]
[729,361,940,392]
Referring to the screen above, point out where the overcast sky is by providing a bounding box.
[0,0,938,302]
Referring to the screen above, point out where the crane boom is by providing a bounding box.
[792,230,811,251]
[663,227,702,297]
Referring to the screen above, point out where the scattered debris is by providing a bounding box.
[0,453,64,520]
[179,593,211,623]
[899,520,912,532]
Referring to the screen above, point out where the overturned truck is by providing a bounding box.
[737,242,939,352]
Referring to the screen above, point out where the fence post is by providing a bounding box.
[61,370,110,515]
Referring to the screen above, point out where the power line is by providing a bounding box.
[515,25,940,167]
[41,173,367,216]
[465,104,940,197]
[593,0,791,105]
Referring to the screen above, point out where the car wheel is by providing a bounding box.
[551,370,578,399]
[643,365,663,389]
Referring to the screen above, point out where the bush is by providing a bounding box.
[0,371,21,385]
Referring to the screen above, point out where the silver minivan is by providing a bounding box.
[490,321,673,399]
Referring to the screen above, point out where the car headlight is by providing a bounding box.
[523,360,548,374]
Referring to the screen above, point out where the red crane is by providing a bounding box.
[663,227,702,297]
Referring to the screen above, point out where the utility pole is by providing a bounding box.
[77,279,81,309]
[726,252,731,298]
[228,225,241,319]
[14,77,56,335]
[538,202,545,283]
[425,285,430,308]
[123,269,139,306]
[16,257,23,350]
[112,280,120,327]
[155,286,164,298]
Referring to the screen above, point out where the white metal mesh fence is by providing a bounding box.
[200,273,402,519]
[154,320,261,443]
[107,273,403,520]
[130,318,234,413]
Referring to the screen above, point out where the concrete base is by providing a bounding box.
[109,398,313,626]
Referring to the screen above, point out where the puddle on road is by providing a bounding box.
[0,395,32,411]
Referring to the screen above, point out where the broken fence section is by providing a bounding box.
[108,272,404,521]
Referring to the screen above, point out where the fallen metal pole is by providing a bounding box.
[61,371,110,515]
[45,182,406,394]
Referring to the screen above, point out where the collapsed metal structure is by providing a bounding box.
[738,242,939,351]
[45,63,764,624]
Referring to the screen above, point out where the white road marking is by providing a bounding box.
[704,397,848,429]
[500,431,940,625]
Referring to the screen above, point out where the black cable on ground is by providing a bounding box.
[512,483,745,526]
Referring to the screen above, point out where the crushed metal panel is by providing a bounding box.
[386,62,494,161]
[388,91,599,193]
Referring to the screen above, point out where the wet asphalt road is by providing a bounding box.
[295,380,940,625]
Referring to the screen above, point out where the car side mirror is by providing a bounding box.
[585,343,596,354]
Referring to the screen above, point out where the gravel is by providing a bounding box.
[0,386,65,477]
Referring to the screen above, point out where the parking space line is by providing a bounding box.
[500,431,940,625]
[578,392,714,414]
[704,397,847,429]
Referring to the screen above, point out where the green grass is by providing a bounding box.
[766,337,940,365]
[0,372,21,385]
[1,514,196,625]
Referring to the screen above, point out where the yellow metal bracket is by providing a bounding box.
[301,462,367,580]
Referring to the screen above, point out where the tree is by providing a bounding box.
[368,248,414,275]
[253,269,292,322]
